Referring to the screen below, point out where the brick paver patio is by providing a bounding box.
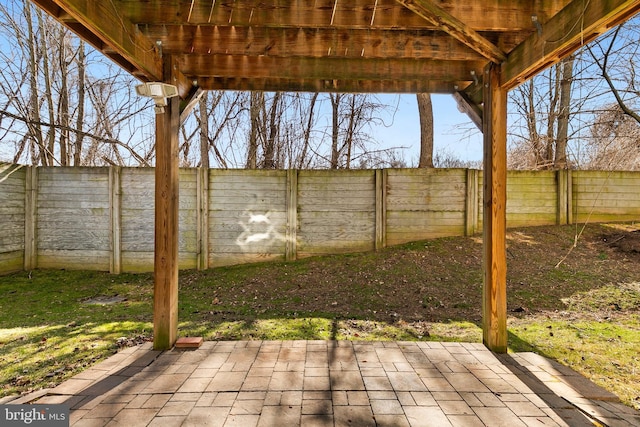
[5,340,640,426]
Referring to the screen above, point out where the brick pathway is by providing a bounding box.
[8,340,640,426]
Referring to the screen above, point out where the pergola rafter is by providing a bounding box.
[28,0,640,352]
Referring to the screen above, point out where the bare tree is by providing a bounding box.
[0,0,153,167]
[508,56,575,170]
[586,104,640,170]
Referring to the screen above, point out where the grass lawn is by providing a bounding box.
[0,223,639,409]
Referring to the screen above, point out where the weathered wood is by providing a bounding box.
[36,168,111,271]
[119,0,565,29]
[37,249,111,270]
[567,170,574,225]
[0,164,25,275]
[482,63,508,353]
[31,0,162,81]
[197,167,209,270]
[7,165,640,275]
[466,169,479,236]
[24,166,36,271]
[207,170,287,267]
[196,77,470,94]
[285,169,298,262]
[183,55,484,84]
[375,169,386,251]
[153,56,180,351]
[395,0,506,62]
[109,166,122,274]
[297,170,376,258]
[146,25,484,61]
[454,91,483,131]
[558,170,568,226]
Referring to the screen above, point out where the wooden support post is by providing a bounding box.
[465,168,479,236]
[482,63,508,353]
[196,167,209,270]
[154,57,181,350]
[109,166,122,274]
[557,169,569,226]
[285,169,298,261]
[375,169,386,250]
[24,166,38,271]
[567,170,573,225]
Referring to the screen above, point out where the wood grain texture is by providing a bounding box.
[482,64,508,353]
[153,63,180,350]
[0,165,25,274]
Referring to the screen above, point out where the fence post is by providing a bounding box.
[567,170,573,225]
[465,169,479,236]
[109,166,122,274]
[24,166,38,271]
[375,169,387,250]
[286,169,298,261]
[197,167,209,270]
[556,169,571,225]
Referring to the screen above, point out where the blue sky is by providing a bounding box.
[374,94,483,165]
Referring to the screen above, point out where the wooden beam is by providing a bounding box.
[180,88,205,125]
[452,91,483,130]
[30,0,163,81]
[142,25,485,61]
[482,63,508,353]
[395,0,506,63]
[194,76,472,94]
[502,0,640,89]
[124,0,568,32]
[183,55,485,83]
[153,56,180,351]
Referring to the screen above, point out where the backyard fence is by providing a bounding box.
[2,165,640,275]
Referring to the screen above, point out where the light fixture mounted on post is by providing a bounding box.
[135,82,179,114]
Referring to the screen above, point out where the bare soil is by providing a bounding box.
[182,223,640,328]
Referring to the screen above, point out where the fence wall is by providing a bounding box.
[2,166,640,274]
[0,165,26,273]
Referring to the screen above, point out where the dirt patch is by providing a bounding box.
[601,227,640,257]
[182,223,640,329]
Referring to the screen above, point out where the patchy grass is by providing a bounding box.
[1,223,639,408]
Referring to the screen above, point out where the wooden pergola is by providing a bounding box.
[30,0,640,352]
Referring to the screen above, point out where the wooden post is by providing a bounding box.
[196,167,209,270]
[285,169,298,261]
[375,169,386,250]
[154,57,181,350]
[567,170,573,225]
[109,166,122,274]
[465,168,479,236]
[24,166,38,271]
[557,169,569,225]
[482,63,508,353]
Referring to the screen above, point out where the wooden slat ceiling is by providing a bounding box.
[30,0,640,101]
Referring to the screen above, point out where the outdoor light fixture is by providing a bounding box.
[135,82,179,114]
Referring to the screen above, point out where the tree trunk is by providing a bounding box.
[25,2,46,165]
[263,92,281,169]
[247,91,262,169]
[199,93,210,170]
[330,93,340,169]
[58,29,69,166]
[38,10,56,166]
[73,41,86,166]
[555,56,574,169]
[416,93,434,168]
[298,93,318,169]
